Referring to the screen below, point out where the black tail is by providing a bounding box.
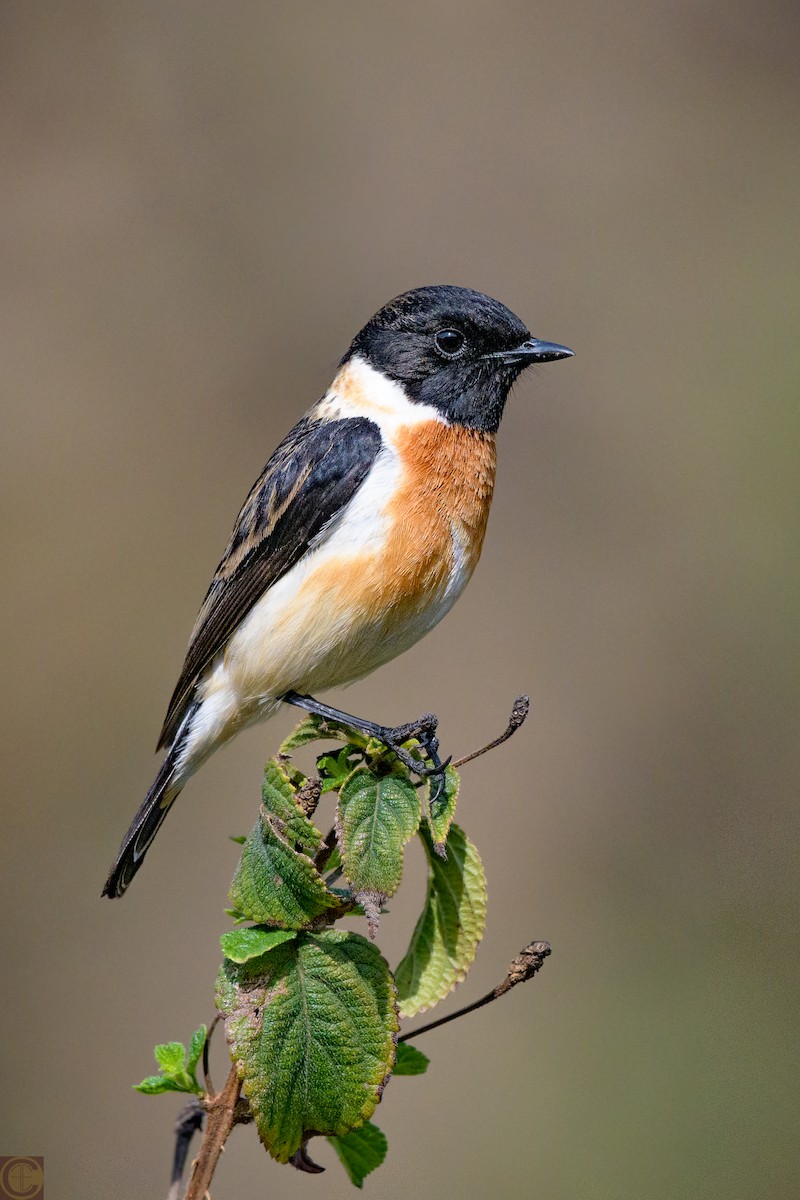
[102,747,183,898]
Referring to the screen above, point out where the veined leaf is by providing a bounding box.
[279,716,334,754]
[154,1041,185,1074]
[279,714,368,755]
[337,768,421,933]
[317,745,363,793]
[134,1031,204,1096]
[220,926,297,964]
[134,1074,189,1095]
[425,764,460,851]
[187,1026,207,1077]
[262,759,323,855]
[395,824,487,1018]
[216,929,398,1163]
[393,1042,429,1075]
[229,808,338,929]
[328,1120,388,1187]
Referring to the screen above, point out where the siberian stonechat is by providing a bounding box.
[103,285,572,897]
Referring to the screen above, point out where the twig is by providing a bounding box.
[183,1065,241,1200]
[202,1014,221,1096]
[398,940,551,1043]
[313,825,338,873]
[452,695,530,769]
[167,1102,204,1200]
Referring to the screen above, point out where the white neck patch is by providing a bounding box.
[319,354,447,436]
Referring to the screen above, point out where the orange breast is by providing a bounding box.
[382,420,496,613]
[302,419,496,629]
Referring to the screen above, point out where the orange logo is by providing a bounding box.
[0,1159,43,1200]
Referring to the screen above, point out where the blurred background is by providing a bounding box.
[1,1,798,1197]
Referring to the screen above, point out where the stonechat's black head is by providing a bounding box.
[344,284,573,432]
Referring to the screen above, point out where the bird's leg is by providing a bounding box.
[281,692,449,792]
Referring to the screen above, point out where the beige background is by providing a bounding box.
[1,2,798,1197]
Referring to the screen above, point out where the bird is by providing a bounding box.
[102,285,573,897]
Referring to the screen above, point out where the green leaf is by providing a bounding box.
[395,823,487,1018]
[220,927,297,964]
[279,716,331,753]
[154,1041,185,1074]
[425,764,460,851]
[134,1074,188,1095]
[328,1121,388,1188]
[229,805,338,929]
[134,1029,206,1096]
[278,759,308,789]
[393,1042,429,1075]
[316,745,363,793]
[229,834,247,844]
[262,759,322,856]
[280,715,368,754]
[217,929,398,1163]
[317,747,348,776]
[337,767,421,931]
[187,1025,207,1076]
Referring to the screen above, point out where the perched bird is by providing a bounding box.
[102,285,572,897]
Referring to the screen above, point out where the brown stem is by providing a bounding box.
[183,1065,241,1200]
[313,825,338,873]
[398,940,551,1043]
[452,695,530,769]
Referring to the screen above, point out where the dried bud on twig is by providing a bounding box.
[504,940,552,989]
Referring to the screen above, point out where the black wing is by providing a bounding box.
[157,413,382,749]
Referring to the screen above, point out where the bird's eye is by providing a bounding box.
[434,328,466,358]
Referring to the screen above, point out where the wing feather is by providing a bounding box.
[157,413,382,748]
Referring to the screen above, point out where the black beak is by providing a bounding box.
[485,338,574,366]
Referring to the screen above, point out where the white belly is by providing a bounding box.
[176,447,473,776]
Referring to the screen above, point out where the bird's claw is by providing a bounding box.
[375,714,450,802]
[282,691,451,801]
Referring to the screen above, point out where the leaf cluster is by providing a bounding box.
[134,1026,206,1096]
[138,713,489,1187]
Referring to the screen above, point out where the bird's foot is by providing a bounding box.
[281,693,450,799]
[370,712,450,799]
